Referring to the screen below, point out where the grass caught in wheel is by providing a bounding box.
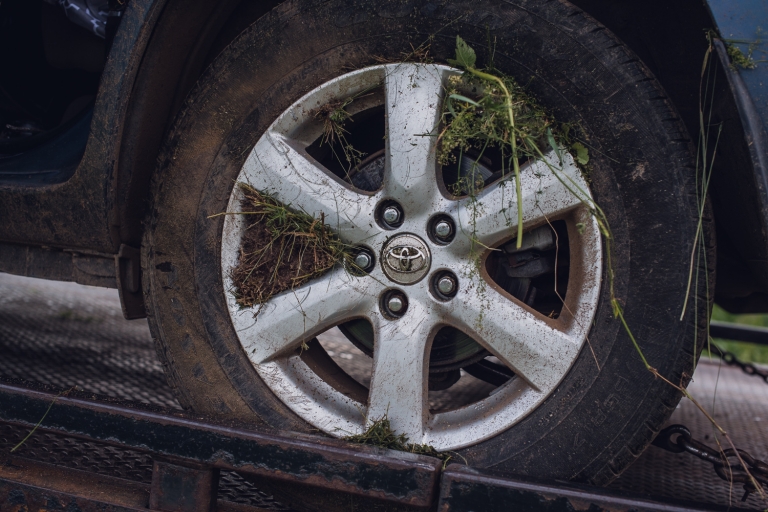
[439,36,588,249]
[344,416,449,461]
[311,97,367,175]
[228,183,352,313]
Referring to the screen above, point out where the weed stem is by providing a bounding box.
[464,66,524,248]
[11,388,72,452]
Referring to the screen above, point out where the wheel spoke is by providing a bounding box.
[242,131,378,242]
[453,151,586,250]
[234,268,381,364]
[367,302,436,442]
[446,285,580,392]
[382,64,448,214]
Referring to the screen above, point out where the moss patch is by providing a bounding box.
[344,417,447,460]
[726,42,759,70]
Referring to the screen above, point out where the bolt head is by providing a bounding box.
[437,276,457,295]
[383,206,401,225]
[435,220,452,239]
[387,295,405,313]
[354,252,372,270]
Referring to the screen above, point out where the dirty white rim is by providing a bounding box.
[221,64,602,451]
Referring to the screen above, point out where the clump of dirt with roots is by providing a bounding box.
[230,183,350,312]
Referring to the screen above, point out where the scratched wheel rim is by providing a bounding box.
[220,64,603,451]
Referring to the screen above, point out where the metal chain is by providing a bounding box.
[650,342,768,500]
[653,425,768,502]
[709,343,768,385]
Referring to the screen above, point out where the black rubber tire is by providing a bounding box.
[143,0,715,492]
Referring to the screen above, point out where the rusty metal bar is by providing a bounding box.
[3,381,756,512]
[0,453,273,512]
[0,456,149,512]
[0,481,145,512]
[0,382,441,508]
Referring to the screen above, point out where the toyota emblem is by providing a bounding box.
[380,234,431,285]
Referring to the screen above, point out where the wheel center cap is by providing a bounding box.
[381,233,431,285]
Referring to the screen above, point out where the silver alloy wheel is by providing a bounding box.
[220,63,602,451]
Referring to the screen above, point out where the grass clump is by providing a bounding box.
[344,417,447,460]
[722,27,765,71]
[438,36,586,249]
[230,183,351,312]
[311,97,366,173]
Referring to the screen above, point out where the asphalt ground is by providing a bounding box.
[1,272,767,510]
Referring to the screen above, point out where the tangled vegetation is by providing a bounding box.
[722,27,765,70]
[229,183,352,312]
[439,37,588,249]
[311,97,366,175]
[727,43,759,69]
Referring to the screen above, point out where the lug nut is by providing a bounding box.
[382,290,408,318]
[434,220,452,239]
[387,295,405,313]
[354,252,372,270]
[429,215,455,244]
[437,276,457,295]
[432,271,459,300]
[377,202,404,230]
[383,206,401,225]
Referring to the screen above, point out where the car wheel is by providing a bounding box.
[143,0,714,495]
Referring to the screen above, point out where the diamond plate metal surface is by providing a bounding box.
[610,360,768,510]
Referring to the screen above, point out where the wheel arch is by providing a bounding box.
[115,0,283,248]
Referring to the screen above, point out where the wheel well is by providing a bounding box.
[116,0,283,247]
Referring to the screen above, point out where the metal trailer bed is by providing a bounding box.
[1,273,767,511]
